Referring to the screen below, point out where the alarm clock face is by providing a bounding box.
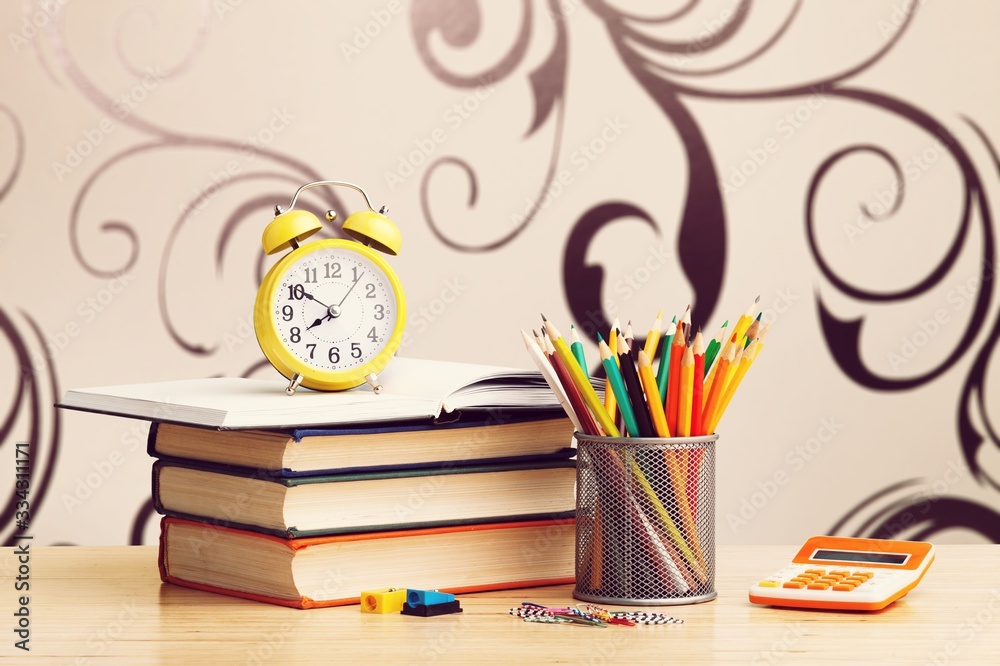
[254,239,406,390]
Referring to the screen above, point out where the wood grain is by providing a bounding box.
[2,545,998,664]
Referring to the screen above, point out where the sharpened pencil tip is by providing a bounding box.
[597,332,604,342]
[540,313,547,321]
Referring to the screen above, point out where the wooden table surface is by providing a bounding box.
[2,545,998,664]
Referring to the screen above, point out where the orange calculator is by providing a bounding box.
[749,536,934,611]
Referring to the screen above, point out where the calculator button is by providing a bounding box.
[807,583,829,590]
[758,581,781,588]
[833,584,855,591]
[818,577,840,584]
[782,582,806,589]
[804,569,826,575]
[830,570,851,576]
[852,572,873,580]
[844,577,866,585]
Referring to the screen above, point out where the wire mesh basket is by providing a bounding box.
[574,432,718,605]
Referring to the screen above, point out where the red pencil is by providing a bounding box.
[549,345,601,436]
[666,325,686,434]
[691,331,705,436]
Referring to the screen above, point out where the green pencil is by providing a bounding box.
[599,337,639,437]
[655,318,677,399]
[570,325,587,372]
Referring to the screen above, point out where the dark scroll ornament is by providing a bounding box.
[414,0,568,251]
[563,201,657,342]
[130,498,158,546]
[829,479,1000,543]
[0,309,61,547]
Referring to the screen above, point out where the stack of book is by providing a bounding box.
[61,358,580,608]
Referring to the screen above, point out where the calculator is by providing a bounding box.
[749,536,934,611]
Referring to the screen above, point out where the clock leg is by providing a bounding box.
[365,373,383,395]
[285,373,304,396]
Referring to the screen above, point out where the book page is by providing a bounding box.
[59,357,550,428]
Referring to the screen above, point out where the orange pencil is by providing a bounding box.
[691,331,705,436]
[704,331,736,402]
[701,344,734,434]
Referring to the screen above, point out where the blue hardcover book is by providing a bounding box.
[152,458,577,538]
[147,410,575,477]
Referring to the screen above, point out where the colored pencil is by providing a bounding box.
[742,313,761,350]
[655,319,676,401]
[605,325,619,419]
[691,331,706,437]
[617,333,656,438]
[665,325,686,434]
[678,345,694,438]
[701,344,734,434]
[710,339,759,433]
[542,317,621,437]
[520,329,585,434]
[637,350,670,438]
[643,310,663,361]
[703,320,727,378]
[550,343,602,436]
[599,338,638,438]
[570,324,588,371]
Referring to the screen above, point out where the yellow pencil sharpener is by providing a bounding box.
[360,588,407,614]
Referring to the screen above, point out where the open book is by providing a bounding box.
[59,357,589,429]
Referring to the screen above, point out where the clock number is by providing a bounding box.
[281,305,294,321]
[351,342,362,359]
[352,266,362,282]
[373,304,386,320]
[290,327,301,343]
[303,267,317,283]
[325,262,341,279]
[367,326,378,342]
[287,284,305,300]
[365,284,376,298]
[329,347,340,364]
[306,343,316,359]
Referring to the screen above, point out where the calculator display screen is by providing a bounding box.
[812,549,908,565]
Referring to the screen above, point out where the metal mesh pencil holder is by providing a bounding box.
[574,433,718,606]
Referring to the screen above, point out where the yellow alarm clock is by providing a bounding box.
[253,181,406,395]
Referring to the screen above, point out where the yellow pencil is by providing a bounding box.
[678,345,694,438]
[643,309,663,361]
[605,325,619,419]
[731,295,759,347]
[542,316,621,437]
[637,350,670,438]
[520,329,584,433]
[709,339,759,433]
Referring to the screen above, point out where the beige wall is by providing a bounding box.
[2,0,999,545]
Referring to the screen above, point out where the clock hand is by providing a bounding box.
[306,314,332,330]
[337,272,365,308]
[302,291,333,310]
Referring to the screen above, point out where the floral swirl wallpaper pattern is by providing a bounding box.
[410,0,1000,541]
[1,0,998,544]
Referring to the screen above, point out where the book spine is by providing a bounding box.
[146,421,160,458]
[151,461,165,514]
